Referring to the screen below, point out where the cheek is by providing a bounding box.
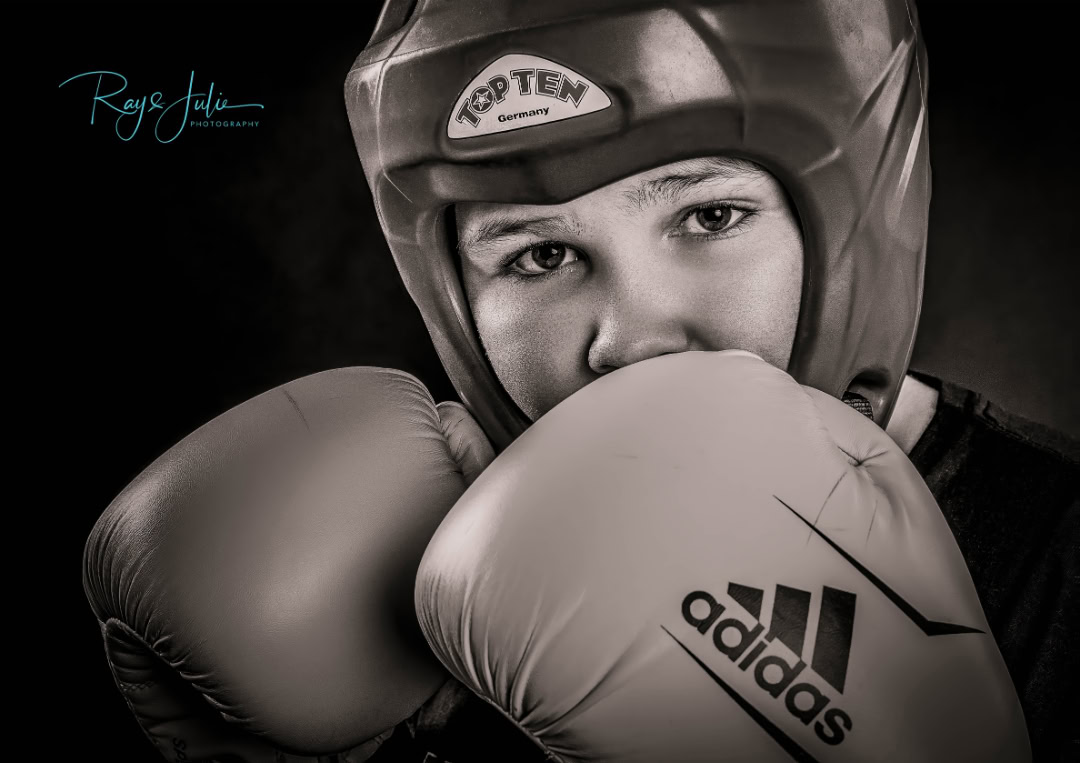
[467,279,591,421]
[696,227,804,370]
[751,254,803,370]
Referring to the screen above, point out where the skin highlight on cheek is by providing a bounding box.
[469,286,590,422]
[473,304,544,419]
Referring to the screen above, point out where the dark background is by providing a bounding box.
[40,2,1077,759]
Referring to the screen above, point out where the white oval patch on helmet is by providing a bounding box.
[448,54,611,139]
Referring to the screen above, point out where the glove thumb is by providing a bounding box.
[437,401,495,486]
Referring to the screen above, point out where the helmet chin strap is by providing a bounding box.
[842,390,874,419]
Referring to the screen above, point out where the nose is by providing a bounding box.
[586,265,696,375]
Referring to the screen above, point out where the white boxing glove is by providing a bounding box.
[416,350,1030,762]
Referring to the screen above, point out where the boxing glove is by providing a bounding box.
[415,350,1031,762]
[83,367,496,761]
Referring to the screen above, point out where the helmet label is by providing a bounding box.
[448,54,611,139]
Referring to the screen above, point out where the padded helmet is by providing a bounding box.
[345,0,930,451]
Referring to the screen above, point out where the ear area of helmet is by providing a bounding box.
[843,369,897,428]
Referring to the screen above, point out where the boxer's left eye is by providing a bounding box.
[680,203,755,239]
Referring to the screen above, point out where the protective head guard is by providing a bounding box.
[344,0,930,452]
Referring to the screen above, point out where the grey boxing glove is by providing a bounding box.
[83,367,494,761]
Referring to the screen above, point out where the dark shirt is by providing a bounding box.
[906,369,1079,763]
[374,371,1080,763]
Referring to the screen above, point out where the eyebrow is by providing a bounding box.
[457,157,763,256]
[620,157,763,214]
[458,215,585,258]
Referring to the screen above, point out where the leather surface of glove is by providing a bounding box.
[416,350,1031,762]
[84,367,493,761]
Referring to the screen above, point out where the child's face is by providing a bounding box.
[455,156,804,422]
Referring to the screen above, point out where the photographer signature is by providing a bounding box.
[58,70,264,143]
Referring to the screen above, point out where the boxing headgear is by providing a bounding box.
[345,0,930,450]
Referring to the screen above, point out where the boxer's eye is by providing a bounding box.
[497,202,755,280]
[507,242,584,277]
[680,203,756,239]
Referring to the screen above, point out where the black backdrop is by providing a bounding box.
[41,2,1078,759]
